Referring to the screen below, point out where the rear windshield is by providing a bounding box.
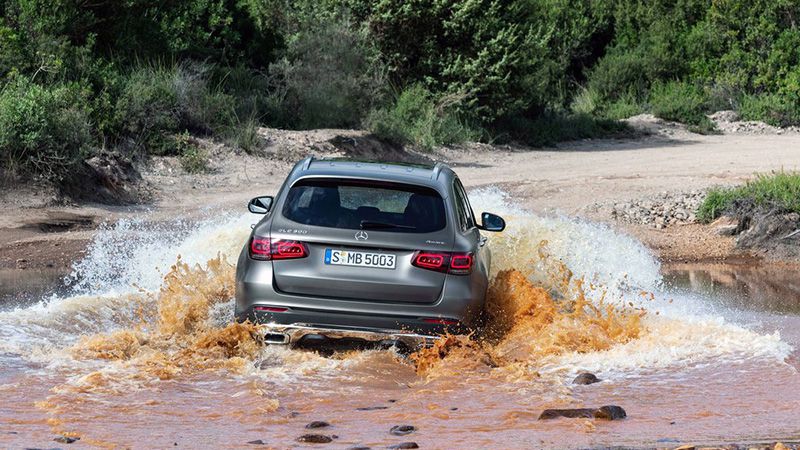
[282,179,446,233]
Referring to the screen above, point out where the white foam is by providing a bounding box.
[468,187,791,369]
[542,315,791,374]
[67,211,254,296]
[0,210,254,355]
[469,187,662,293]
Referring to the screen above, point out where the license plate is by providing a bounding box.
[324,249,396,269]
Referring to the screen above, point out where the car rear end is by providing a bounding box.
[235,161,486,349]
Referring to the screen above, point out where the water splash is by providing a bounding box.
[0,211,255,358]
[67,211,254,296]
[469,187,662,294]
[412,246,646,379]
[412,187,791,378]
[59,255,263,400]
[0,188,791,385]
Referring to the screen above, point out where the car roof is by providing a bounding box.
[287,156,456,188]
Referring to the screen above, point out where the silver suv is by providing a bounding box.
[235,157,505,349]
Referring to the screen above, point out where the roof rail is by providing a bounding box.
[431,162,446,180]
[301,155,315,170]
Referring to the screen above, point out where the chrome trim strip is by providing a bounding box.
[261,323,440,348]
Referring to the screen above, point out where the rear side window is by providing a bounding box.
[453,178,476,230]
[282,179,446,233]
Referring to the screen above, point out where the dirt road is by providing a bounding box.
[2,121,800,272]
[452,133,800,214]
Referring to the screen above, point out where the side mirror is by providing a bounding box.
[248,196,273,214]
[479,212,505,232]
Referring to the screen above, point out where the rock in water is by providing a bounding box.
[54,435,80,443]
[538,405,626,420]
[247,440,268,445]
[572,372,601,385]
[711,216,740,236]
[305,421,331,429]
[539,408,595,420]
[296,434,333,443]
[356,406,388,411]
[594,405,627,420]
[672,445,696,450]
[387,443,419,449]
[390,425,416,436]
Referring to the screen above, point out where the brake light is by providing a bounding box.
[249,236,308,261]
[411,251,474,275]
[413,252,447,270]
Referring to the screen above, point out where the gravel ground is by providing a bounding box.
[594,190,706,229]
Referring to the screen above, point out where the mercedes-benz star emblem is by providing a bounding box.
[355,230,369,241]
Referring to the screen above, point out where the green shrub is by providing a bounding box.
[601,91,644,120]
[570,87,601,115]
[112,63,235,154]
[219,65,286,127]
[697,172,800,222]
[0,79,92,181]
[270,18,385,129]
[705,83,740,113]
[173,64,235,134]
[228,115,263,154]
[696,189,738,223]
[176,133,210,174]
[739,93,800,127]
[494,112,633,148]
[112,65,179,153]
[588,50,651,101]
[367,85,479,151]
[649,81,716,133]
[354,0,610,124]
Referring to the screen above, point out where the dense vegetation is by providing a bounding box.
[697,172,800,222]
[2,0,799,186]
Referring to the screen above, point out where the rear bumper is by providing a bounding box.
[236,306,468,336]
[258,323,440,349]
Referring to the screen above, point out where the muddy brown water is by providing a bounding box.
[663,261,800,315]
[0,268,70,306]
[1,193,799,449]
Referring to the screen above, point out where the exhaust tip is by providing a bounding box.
[264,332,290,344]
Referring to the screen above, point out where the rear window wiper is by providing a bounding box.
[360,220,417,230]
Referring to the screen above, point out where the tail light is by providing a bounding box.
[413,252,448,271]
[411,251,474,275]
[249,236,308,261]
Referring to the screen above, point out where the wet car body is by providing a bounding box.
[235,157,505,349]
